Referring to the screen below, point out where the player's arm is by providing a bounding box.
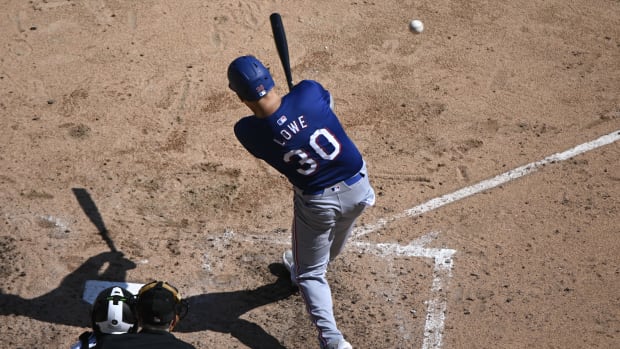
[313,80,334,111]
[300,80,334,112]
[234,121,259,158]
[234,117,268,159]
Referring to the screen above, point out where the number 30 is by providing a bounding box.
[283,128,341,175]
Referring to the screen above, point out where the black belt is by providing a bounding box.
[303,172,364,195]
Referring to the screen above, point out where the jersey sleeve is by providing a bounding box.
[296,80,332,110]
[234,117,264,159]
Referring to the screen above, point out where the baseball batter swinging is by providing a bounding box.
[227,55,375,349]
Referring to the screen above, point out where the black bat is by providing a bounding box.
[269,13,294,91]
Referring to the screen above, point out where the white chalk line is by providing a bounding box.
[213,229,455,348]
[351,232,455,349]
[353,129,620,239]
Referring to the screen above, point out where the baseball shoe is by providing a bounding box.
[325,339,353,349]
[282,250,298,286]
[282,250,294,272]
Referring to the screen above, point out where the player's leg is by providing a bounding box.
[329,203,364,261]
[330,171,376,260]
[291,193,344,348]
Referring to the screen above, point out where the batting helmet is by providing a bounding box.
[91,286,137,335]
[227,55,275,101]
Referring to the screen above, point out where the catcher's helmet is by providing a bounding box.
[227,55,274,101]
[136,280,189,326]
[91,286,137,335]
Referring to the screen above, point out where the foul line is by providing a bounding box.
[353,129,620,239]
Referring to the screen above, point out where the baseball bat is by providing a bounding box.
[269,13,294,91]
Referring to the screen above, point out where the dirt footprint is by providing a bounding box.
[457,165,470,182]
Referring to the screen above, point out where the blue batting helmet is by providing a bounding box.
[227,55,275,101]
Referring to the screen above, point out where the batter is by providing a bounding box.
[228,55,375,349]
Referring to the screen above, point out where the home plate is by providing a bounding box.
[83,280,144,304]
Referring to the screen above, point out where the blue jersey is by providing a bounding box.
[234,80,363,192]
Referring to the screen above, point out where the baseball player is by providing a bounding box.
[227,55,375,349]
[70,286,137,349]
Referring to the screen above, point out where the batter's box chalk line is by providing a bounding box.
[351,231,455,349]
[220,229,456,349]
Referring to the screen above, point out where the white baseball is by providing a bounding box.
[409,19,424,33]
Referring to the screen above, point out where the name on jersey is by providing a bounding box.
[273,115,307,146]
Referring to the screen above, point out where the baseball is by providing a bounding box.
[409,19,424,33]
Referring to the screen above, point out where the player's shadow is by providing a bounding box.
[72,187,118,252]
[0,251,136,327]
[0,188,135,327]
[175,263,297,349]
[1,187,295,347]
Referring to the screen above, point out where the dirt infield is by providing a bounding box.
[1,0,619,348]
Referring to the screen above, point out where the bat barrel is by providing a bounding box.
[270,13,294,91]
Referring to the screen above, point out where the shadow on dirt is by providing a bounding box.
[176,263,297,349]
[72,187,118,252]
[0,251,136,327]
[0,188,135,327]
[1,188,296,348]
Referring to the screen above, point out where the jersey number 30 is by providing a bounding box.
[283,128,341,175]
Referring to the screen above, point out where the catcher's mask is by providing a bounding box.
[137,281,189,326]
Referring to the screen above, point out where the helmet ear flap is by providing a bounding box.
[126,297,138,333]
[176,299,189,320]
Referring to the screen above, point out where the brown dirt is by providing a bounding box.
[1,0,619,348]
